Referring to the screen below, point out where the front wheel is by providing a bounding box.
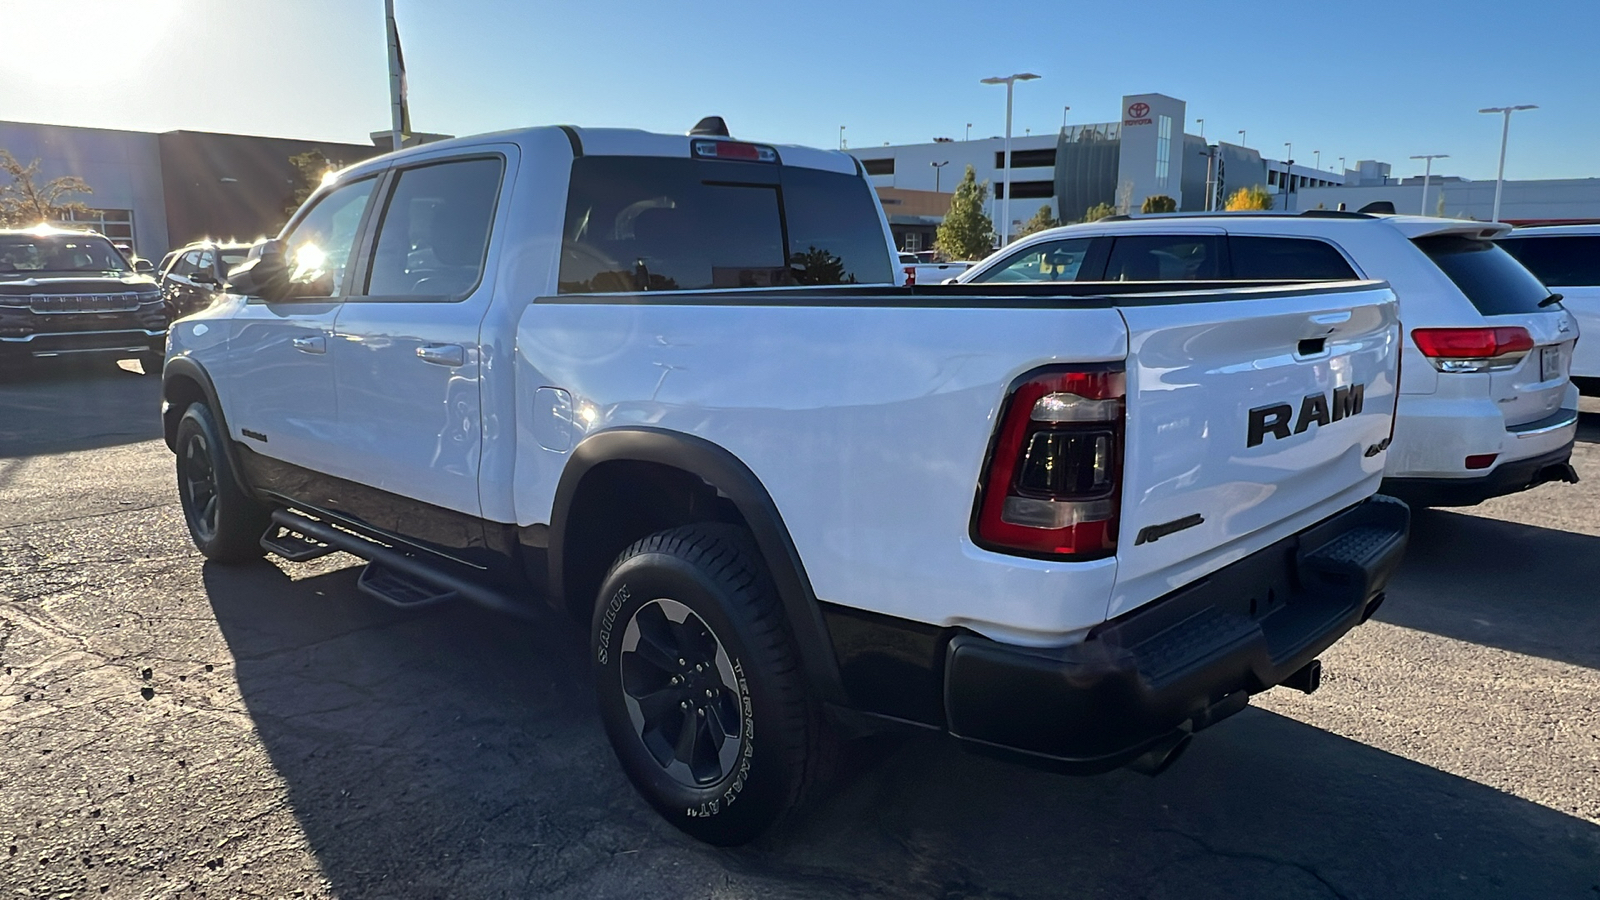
[175,403,270,563]
[592,524,829,845]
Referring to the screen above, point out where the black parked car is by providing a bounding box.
[0,227,165,371]
[159,241,253,319]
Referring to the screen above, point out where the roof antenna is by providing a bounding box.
[689,116,730,137]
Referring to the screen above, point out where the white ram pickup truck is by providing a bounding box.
[161,120,1410,845]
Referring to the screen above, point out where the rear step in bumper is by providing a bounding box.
[944,494,1410,774]
[266,508,521,615]
[1381,441,1579,508]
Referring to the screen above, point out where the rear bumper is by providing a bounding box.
[1381,439,1578,508]
[942,495,1410,772]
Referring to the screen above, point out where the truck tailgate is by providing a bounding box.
[1110,282,1400,620]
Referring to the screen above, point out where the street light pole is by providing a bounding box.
[1479,104,1537,223]
[838,126,846,151]
[965,122,972,141]
[1062,106,1071,131]
[1196,118,1204,140]
[1410,153,1449,216]
[1283,143,1292,210]
[1237,129,1246,146]
[981,72,1041,247]
[1314,149,1321,171]
[931,160,949,192]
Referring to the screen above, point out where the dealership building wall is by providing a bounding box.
[0,120,382,258]
[1297,178,1600,223]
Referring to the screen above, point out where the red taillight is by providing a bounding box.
[974,366,1125,559]
[690,139,778,163]
[1412,326,1533,362]
[903,266,917,285]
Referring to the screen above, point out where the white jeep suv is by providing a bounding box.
[1497,223,1600,395]
[958,211,1580,507]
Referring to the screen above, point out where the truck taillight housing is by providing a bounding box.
[974,365,1125,559]
[1411,326,1533,373]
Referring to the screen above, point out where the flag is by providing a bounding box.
[385,0,411,148]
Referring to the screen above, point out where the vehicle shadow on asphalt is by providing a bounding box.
[1378,508,1600,671]
[0,359,161,457]
[204,560,1600,900]
[1578,410,1600,444]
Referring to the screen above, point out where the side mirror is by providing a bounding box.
[133,258,154,274]
[225,239,288,299]
[191,268,218,286]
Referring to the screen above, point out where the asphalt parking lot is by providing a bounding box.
[1,360,1597,899]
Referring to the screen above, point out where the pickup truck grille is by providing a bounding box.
[25,293,144,314]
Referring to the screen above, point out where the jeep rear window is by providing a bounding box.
[557,156,892,293]
[1497,235,1600,287]
[1412,235,1553,315]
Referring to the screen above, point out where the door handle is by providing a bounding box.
[291,335,326,354]
[416,343,465,367]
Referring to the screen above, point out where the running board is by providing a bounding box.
[357,562,458,608]
[267,508,522,615]
[261,522,336,562]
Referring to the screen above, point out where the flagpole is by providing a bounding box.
[385,0,403,152]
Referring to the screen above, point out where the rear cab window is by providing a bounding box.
[1497,235,1600,287]
[1413,235,1554,315]
[558,154,892,293]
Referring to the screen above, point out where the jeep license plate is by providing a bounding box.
[1540,345,1561,381]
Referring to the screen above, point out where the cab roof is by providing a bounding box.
[338,124,861,181]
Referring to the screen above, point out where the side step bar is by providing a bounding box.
[266,508,521,615]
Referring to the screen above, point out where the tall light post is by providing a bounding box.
[1314,149,1321,171]
[1283,143,1293,210]
[1339,156,1346,174]
[1237,129,1246,146]
[965,122,972,141]
[1479,104,1537,223]
[931,160,949,192]
[1062,106,1071,131]
[981,72,1041,246]
[1196,118,1204,140]
[1410,153,1449,216]
[838,126,846,151]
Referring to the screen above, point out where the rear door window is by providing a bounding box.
[1497,235,1600,287]
[558,155,891,293]
[968,238,1094,283]
[1229,236,1358,280]
[1103,234,1222,281]
[1412,235,1553,315]
[363,156,504,300]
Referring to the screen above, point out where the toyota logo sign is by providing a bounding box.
[1128,102,1150,118]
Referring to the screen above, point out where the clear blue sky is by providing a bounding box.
[4,0,1596,180]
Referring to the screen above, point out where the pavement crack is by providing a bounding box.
[1156,828,1352,900]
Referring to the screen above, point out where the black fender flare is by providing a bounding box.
[550,427,846,705]
[161,356,253,497]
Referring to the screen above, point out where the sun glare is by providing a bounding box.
[3,0,185,85]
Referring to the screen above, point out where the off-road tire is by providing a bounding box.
[175,403,270,564]
[591,523,830,845]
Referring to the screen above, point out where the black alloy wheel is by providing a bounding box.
[174,403,270,564]
[619,597,746,788]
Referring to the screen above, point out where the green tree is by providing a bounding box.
[1140,194,1177,214]
[1224,185,1274,211]
[935,165,995,260]
[1017,204,1061,238]
[285,150,341,216]
[1082,202,1117,223]
[0,149,94,227]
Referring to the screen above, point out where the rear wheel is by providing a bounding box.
[175,403,270,563]
[591,524,829,845]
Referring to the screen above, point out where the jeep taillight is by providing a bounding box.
[1411,326,1533,373]
[974,365,1124,559]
